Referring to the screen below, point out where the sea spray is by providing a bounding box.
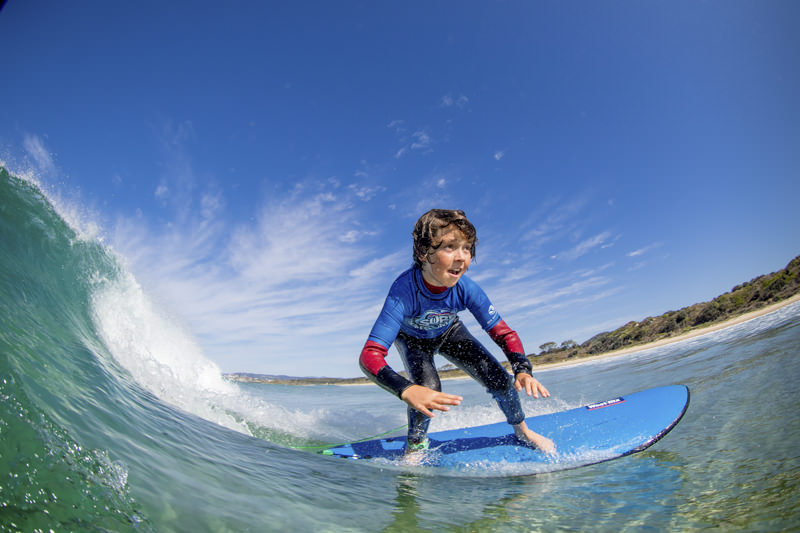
[89,269,248,433]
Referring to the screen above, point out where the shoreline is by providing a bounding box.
[524,292,800,375]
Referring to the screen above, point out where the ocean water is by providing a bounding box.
[2,167,799,532]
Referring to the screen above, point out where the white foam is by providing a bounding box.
[88,266,350,443]
[90,270,247,429]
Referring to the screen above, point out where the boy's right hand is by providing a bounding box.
[400,385,463,418]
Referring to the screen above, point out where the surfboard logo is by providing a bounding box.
[586,397,625,410]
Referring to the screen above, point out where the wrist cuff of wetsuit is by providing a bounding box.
[377,366,415,398]
[508,353,533,376]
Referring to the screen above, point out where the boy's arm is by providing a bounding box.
[359,341,414,397]
[359,340,463,415]
[488,319,533,376]
[489,320,550,398]
[360,289,413,396]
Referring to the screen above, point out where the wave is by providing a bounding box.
[0,167,348,529]
[1,168,147,528]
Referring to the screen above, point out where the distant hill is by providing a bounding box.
[225,254,800,384]
[536,254,800,364]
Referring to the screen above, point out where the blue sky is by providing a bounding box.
[2,1,798,377]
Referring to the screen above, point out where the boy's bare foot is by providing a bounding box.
[513,422,556,454]
[401,439,429,465]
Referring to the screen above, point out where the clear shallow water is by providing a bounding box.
[2,167,799,532]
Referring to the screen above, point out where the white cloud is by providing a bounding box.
[520,195,590,246]
[410,130,431,151]
[200,191,224,220]
[23,134,55,174]
[348,250,407,281]
[348,183,384,201]
[441,93,469,108]
[394,129,433,158]
[110,179,395,376]
[483,268,618,331]
[340,229,377,243]
[494,150,505,161]
[155,182,169,201]
[551,231,612,261]
[628,242,663,257]
[153,119,200,219]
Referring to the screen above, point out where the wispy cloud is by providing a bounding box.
[387,119,404,131]
[551,231,613,261]
[473,267,620,351]
[520,195,590,247]
[152,120,199,219]
[440,93,469,108]
[410,130,431,151]
[348,183,385,201]
[111,177,395,376]
[393,127,433,158]
[348,250,407,282]
[628,242,663,257]
[23,134,55,174]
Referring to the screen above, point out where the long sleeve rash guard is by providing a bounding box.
[359,266,532,397]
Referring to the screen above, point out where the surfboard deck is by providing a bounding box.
[321,384,689,471]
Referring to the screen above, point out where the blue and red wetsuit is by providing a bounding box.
[359,266,534,445]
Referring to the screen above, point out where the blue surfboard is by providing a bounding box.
[322,385,689,472]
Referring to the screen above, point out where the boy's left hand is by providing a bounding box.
[514,374,550,399]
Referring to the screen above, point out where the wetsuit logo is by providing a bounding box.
[408,310,456,331]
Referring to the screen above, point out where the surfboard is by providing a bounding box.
[321,384,689,472]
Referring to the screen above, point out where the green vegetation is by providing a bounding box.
[534,254,800,365]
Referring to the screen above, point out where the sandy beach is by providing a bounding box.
[527,293,800,374]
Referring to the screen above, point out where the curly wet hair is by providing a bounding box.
[412,209,477,268]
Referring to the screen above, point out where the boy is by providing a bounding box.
[359,209,555,454]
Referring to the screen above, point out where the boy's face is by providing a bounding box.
[419,227,473,288]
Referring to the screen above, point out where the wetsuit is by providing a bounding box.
[359,266,534,445]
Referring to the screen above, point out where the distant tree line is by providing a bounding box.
[532,254,800,364]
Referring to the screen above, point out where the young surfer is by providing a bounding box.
[359,209,555,455]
